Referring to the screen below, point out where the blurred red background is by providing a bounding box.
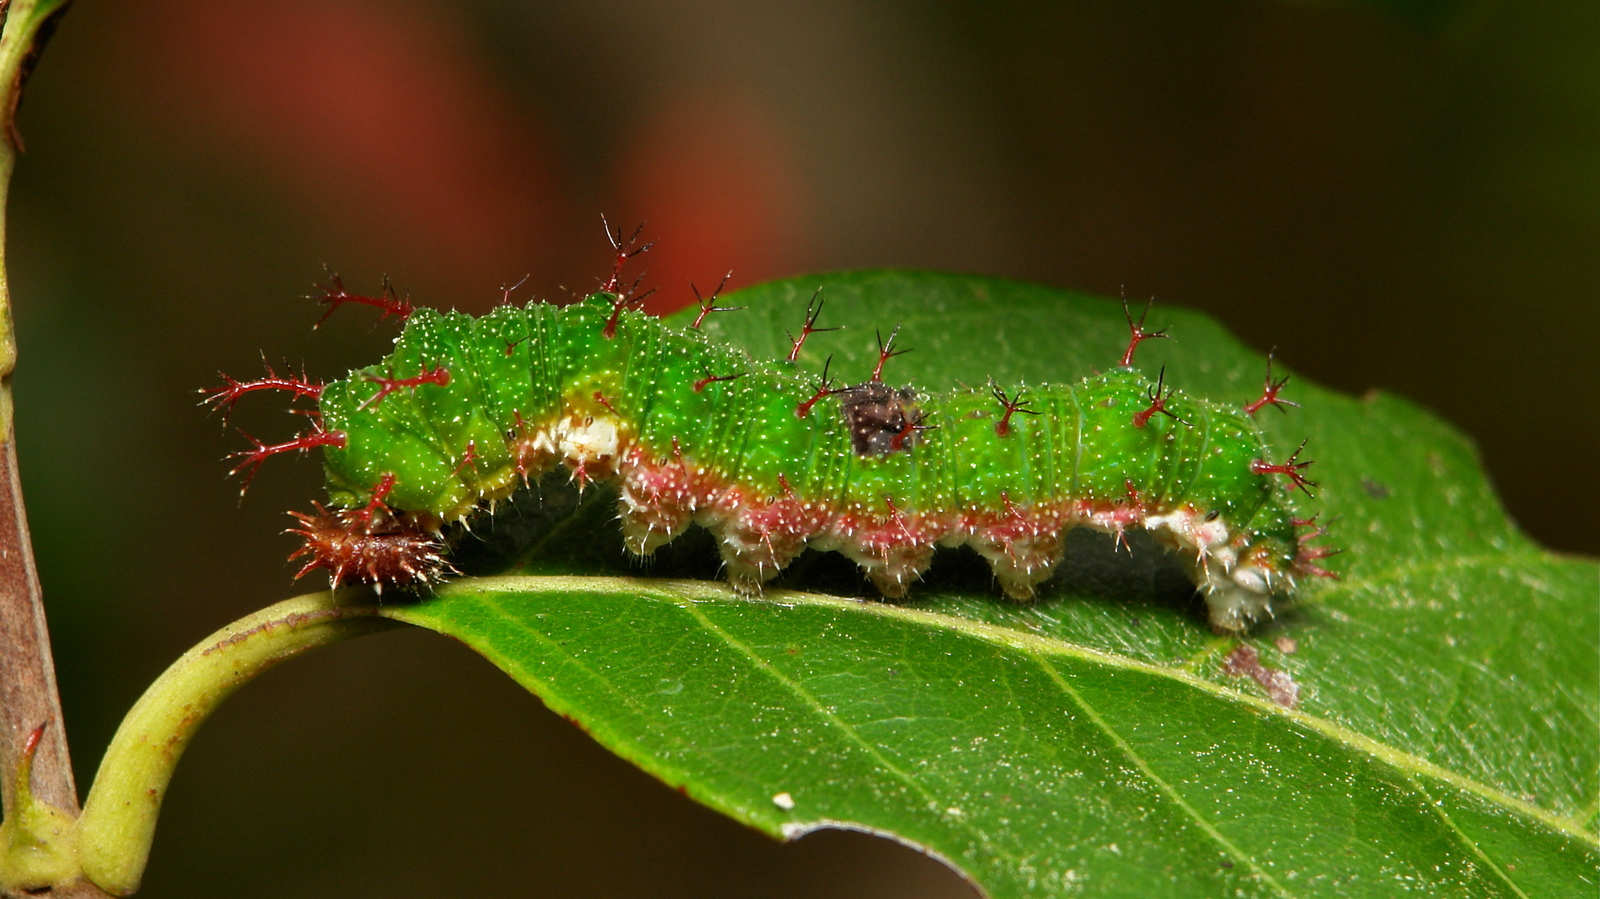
[8,1,1594,896]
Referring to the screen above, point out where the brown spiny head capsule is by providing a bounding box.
[287,505,453,590]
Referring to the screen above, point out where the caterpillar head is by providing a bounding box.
[287,505,454,591]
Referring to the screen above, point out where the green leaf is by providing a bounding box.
[387,271,1598,897]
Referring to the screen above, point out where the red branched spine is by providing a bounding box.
[795,355,837,419]
[503,334,531,357]
[1119,295,1170,367]
[453,441,481,478]
[1131,366,1189,428]
[693,371,744,393]
[499,274,530,305]
[228,427,348,494]
[359,365,451,410]
[888,419,935,453]
[989,380,1040,437]
[602,292,651,340]
[887,420,916,452]
[203,360,324,420]
[597,216,655,339]
[786,289,840,362]
[598,216,655,296]
[351,472,397,525]
[690,272,740,329]
[312,269,414,328]
[1292,514,1341,578]
[1243,351,1299,416]
[1251,439,1318,496]
[870,325,909,382]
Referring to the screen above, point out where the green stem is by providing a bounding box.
[73,591,399,897]
[0,0,70,387]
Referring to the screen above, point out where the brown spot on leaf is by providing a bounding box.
[1222,644,1299,708]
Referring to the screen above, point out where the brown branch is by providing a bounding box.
[0,3,110,896]
[0,0,75,821]
[0,419,73,818]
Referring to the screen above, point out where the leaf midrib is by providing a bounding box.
[406,573,1599,848]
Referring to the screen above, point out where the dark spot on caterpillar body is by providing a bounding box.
[837,381,923,456]
[212,263,1330,632]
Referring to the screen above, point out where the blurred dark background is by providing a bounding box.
[8,1,1595,896]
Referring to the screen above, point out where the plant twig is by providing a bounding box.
[0,3,108,896]
[0,0,76,829]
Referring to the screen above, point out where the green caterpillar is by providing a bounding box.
[215,271,1329,633]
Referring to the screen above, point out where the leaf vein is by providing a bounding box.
[1406,773,1532,899]
[1033,654,1296,898]
[675,600,1022,864]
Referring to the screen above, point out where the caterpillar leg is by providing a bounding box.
[1197,574,1275,634]
[839,542,936,599]
[617,484,694,556]
[1182,545,1284,633]
[970,531,1066,601]
[709,492,829,594]
[716,528,808,595]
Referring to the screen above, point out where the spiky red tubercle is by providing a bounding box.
[887,417,933,452]
[203,361,323,420]
[693,371,743,393]
[228,427,347,495]
[795,356,838,419]
[452,441,482,478]
[359,365,450,410]
[1244,352,1299,416]
[287,504,452,590]
[598,216,654,296]
[689,272,740,329]
[1252,439,1318,496]
[312,269,413,327]
[1131,366,1188,429]
[1119,296,1169,367]
[602,292,649,340]
[786,290,839,362]
[598,216,655,338]
[870,325,909,382]
[989,382,1039,437]
[1292,514,1341,579]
